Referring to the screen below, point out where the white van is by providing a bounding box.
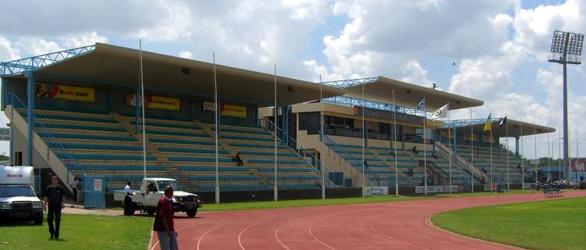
[0,166,43,224]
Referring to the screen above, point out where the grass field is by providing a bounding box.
[0,214,152,250]
[432,197,586,250]
[200,190,531,212]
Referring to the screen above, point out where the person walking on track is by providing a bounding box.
[153,185,178,250]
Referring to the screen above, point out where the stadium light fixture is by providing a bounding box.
[548,30,584,179]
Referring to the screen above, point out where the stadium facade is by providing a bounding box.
[0,43,556,199]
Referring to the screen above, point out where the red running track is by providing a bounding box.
[150,190,586,250]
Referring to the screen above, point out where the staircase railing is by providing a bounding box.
[259,119,331,184]
[8,92,77,185]
[323,135,359,180]
[435,141,487,181]
[427,161,450,185]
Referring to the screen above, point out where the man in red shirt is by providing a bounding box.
[153,186,178,250]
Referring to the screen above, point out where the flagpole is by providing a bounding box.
[423,98,427,196]
[213,52,220,204]
[534,122,537,187]
[273,64,278,201]
[139,39,147,179]
[392,89,399,196]
[447,102,452,193]
[505,116,511,191]
[521,125,525,189]
[320,74,325,200]
[489,117,494,191]
[547,133,553,182]
[470,109,474,193]
[362,84,366,197]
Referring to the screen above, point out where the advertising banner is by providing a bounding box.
[365,186,389,196]
[415,185,459,194]
[35,82,95,102]
[571,159,586,172]
[128,94,180,111]
[203,102,247,118]
[222,104,247,118]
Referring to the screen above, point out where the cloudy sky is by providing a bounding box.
[1,0,585,159]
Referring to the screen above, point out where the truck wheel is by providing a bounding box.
[34,215,43,225]
[186,208,198,218]
[146,208,156,216]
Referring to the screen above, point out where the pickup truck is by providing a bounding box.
[0,166,43,224]
[114,178,200,217]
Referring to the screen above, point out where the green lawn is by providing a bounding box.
[432,197,586,250]
[0,214,152,250]
[200,190,532,212]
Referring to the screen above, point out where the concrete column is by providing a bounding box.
[25,71,34,166]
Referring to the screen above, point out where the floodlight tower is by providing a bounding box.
[548,30,584,179]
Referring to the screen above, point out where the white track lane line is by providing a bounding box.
[238,221,264,250]
[366,212,430,250]
[196,224,226,250]
[308,222,337,250]
[274,220,297,250]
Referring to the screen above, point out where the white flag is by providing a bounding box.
[416,98,425,111]
[431,104,449,119]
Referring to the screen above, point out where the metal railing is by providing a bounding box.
[8,93,77,184]
[322,96,423,117]
[259,119,327,178]
[435,141,486,182]
[323,135,359,180]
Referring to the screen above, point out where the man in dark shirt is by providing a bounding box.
[44,175,65,240]
[153,186,177,250]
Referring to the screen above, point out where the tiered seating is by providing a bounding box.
[128,116,268,192]
[454,145,526,184]
[29,108,168,190]
[325,142,472,187]
[326,143,421,186]
[27,106,334,193]
[211,123,331,190]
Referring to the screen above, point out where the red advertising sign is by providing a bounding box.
[570,159,586,172]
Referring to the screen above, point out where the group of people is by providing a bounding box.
[44,175,179,249]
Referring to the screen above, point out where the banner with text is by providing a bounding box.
[365,186,389,196]
[35,82,95,102]
[203,102,247,118]
[415,185,459,194]
[571,159,586,172]
[128,94,180,111]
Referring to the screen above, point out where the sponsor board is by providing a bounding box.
[203,102,247,118]
[365,186,388,196]
[415,185,459,194]
[35,82,95,102]
[571,159,586,172]
[127,94,180,111]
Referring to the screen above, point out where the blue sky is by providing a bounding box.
[1,0,586,158]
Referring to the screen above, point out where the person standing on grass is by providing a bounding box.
[153,186,178,250]
[44,175,65,240]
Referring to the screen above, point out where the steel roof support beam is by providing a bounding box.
[0,44,95,77]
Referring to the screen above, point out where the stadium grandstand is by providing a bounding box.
[0,43,555,201]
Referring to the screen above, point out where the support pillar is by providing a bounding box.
[515,136,520,158]
[25,71,34,166]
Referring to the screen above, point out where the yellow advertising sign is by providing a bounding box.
[221,104,247,118]
[35,82,95,102]
[147,95,180,111]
